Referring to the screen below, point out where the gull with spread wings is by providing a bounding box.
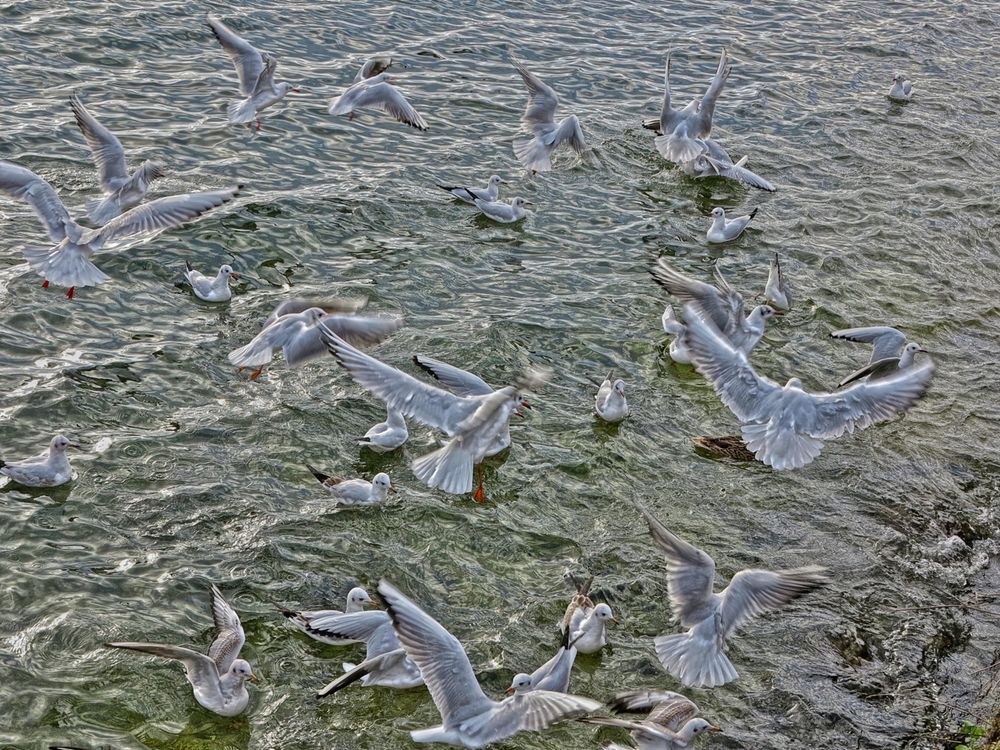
[0,161,239,298]
[378,580,600,747]
[652,49,730,164]
[106,584,256,717]
[512,61,590,174]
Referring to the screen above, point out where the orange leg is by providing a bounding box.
[348,112,355,121]
[255,118,262,131]
[41,280,49,289]
[249,367,264,380]
[66,287,75,299]
[472,465,485,503]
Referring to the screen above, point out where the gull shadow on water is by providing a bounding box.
[135,711,251,750]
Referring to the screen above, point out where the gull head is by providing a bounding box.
[755,304,782,320]
[489,175,509,186]
[50,435,79,453]
[232,659,257,682]
[219,264,238,280]
[512,197,533,208]
[613,379,626,396]
[303,307,329,326]
[682,719,722,740]
[710,206,726,219]
[892,74,906,84]
[593,602,617,623]
[348,586,377,608]
[373,472,396,494]
[505,673,533,695]
[905,342,928,355]
[785,377,804,390]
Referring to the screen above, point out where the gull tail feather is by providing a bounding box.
[742,422,823,471]
[654,632,738,688]
[227,97,257,124]
[655,134,705,164]
[227,339,273,367]
[411,441,474,494]
[23,245,110,289]
[513,137,553,172]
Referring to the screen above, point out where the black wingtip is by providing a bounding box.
[275,604,298,619]
[749,207,759,219]
[185,260,193,272]
[306,464,329,484]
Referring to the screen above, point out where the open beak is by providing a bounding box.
[708,726,722,733]
[610,616,619,624]
[917,348,929,353]
[230,272,239,280]
[291,86,302,92]
[67,442,81,449]
[523,201,534,206]
[771,310,785,316]
[500,179,510,185]
[248,674,259,681]
[519,400,532,410]
[504,687,515,694]
[365,600,380,608]
[388,485,398,493]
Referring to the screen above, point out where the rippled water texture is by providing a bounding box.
[2,1,999,748]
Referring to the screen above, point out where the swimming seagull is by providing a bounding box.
[830,326,928,388]
[581,690,721,749]
[653,49,730,164]
[207,14,299,129]
[634,500,829,688]
[706,206,757,244]
[595,371,629,422]
[184,262,238,302]
[322,334,542,500]
[758,253,791,310]
[681,305,935,470]
[559,575,616,654]
[105,584,257,717]
[438,175,508,205]
[512,62,589,174]
[660,305,692,364]
[358,406,409,452]
[329,71,428,130]
[378,579,601,747]
[69,96,166,224]
[311,610,424,694]
[679,139,775,192]
[889,74,913,101]
[307,466,396,506]
[1,435,79,487]
[0,161,240,298]
[227,305,402,379]
[473,196,532,223]
[650,258,782,355]
[279,586,379,645]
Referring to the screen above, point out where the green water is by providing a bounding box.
[1,1,999,749]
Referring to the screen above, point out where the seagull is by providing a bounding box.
[227,305,402,379]
[681,305,935,470]
[581,690,721,749]
[184,262,238,302]
[358,406,409,452]
[650,258,782,355]
[559,575,616,654]
[759,253,791,310]
[69,96,166,224]
[279,586,379,645]
[512,62,589,174]
[679,139,775,192]
[595,371,629,422]
[1,435,78,487]
[525,632,578,693]
[378,579,601,747]
[311,609,424,694]
[412,354,526,457]
[0,161,239,298]
[830,326,928,388]
[329,71,428,130]
[889,74,913,101]
[307,466,396,506]
[322,334,541,500]
[438,175,507,205]
[634,500,829,688]
[106,584,257,716]
[473,196,532,223]
[207,14,299,129]
[660,305,692,364]
[653,49,730,164]
[706,206,756,244]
